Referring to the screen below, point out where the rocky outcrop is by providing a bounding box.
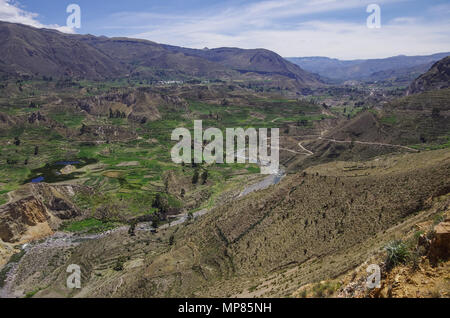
[429,217,450,261]
[31,184,83,220]
[78,124,137,141]
[77,88,188,125]
[0,197,50,243]
[0,184,84,243]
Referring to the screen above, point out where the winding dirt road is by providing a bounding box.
[318,137,419,153]
[297,142,314,156]
[278,134,419,158]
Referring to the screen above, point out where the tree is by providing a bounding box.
[151,214,160,229]
[128,220,137,236]
[152,193,162,209]
[113,256,126,271]
[201,170,208,185]
[298,119,308,127]
[432,108,440,118]
[192,170,199,184]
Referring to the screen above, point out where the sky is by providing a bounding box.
[0,0,449,60]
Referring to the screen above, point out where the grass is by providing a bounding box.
[433,212,445,225]
[49,112,85,128]
[311,281,342,298]
[381,116,398,125]
[25,287,43,298]
[61,218,119,234]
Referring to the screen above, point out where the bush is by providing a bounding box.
[311,281,341,298]
[433,212,445,225]
[114,256,126,271]
[192,170,199,184]
[385,240,409,270]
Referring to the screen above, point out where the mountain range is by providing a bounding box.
[286,53,450,82]
[3,20,448,90]
[0,21,320,88]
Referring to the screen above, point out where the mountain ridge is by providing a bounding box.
[407,56,450,95]
[0,21,321,88]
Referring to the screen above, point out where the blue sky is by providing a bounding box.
[1,0,449,59]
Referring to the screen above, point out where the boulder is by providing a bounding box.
[429,217,450,261]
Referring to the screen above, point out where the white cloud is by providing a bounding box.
[119,0,449,59]
[428,3,450,15]
[0,0,75,33]
[389,17,420,24]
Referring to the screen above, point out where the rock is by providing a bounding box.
[46,197,80,220]
[0,197,50,243]
[32,184,82,220]
[60,165,76,175]
[429,218,450,261]
[418,234,431,250]
[0,184,84,243]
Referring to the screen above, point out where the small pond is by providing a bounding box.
[25,158,98,184]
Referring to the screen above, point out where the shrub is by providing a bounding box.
[192,170,199,184]
[311,281,341,298]
[114,256,126,271]
[433,212,445,225]
[385,240,409,270]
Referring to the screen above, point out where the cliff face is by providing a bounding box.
[0,184,84,243]
[0,197,50,243]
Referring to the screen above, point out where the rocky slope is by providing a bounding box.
[407,56,450,95]
[0,22,125,80]
[295,199,449,298]
[162,46,320,84]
